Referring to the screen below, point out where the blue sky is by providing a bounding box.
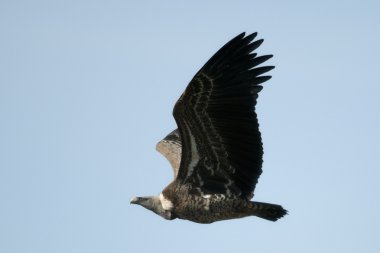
[1,1,380,252]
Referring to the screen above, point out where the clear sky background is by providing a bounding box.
[1,1,380,252]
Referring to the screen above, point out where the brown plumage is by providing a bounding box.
[131,32,287,223]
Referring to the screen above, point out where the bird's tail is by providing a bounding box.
[248,201,288,221]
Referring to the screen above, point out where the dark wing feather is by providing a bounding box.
[173,33,273,199]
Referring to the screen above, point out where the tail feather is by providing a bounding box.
[249,201,288,221]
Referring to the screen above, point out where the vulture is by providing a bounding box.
[131,32,287,223]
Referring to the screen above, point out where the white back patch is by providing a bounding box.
[159,193,174,210]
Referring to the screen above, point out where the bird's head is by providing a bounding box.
[130,195,176,220]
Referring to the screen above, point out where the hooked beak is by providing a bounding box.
[130,197,139,204]
[131,197,147,204]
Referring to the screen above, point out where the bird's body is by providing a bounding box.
[163,185,251,224]
[161,182,284,223]
[131,32,287,223]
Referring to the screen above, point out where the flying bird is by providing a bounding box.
[131,32,287,223]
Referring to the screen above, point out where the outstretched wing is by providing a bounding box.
[173,33,273,199]
[156,129,182,178]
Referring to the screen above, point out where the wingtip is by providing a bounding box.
[235,32,246,40]
[255,38,264,45]
[237,32,258,41]
[247,32,258,39]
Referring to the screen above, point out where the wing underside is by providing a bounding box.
[173,33,274,198]
[156,129,182,178]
